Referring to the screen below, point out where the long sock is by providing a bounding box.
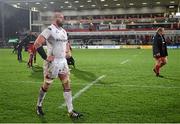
[37,87,46,107]
[34,55,36,63]
[28,54,33,66]
[63,91,73,113]
[155,65,160,74]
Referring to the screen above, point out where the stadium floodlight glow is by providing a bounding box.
[101,0,105,2]
[176,12,180,16]
[176,5,180,18]
[50,2,54,4]
[36,2,40,5]
[116,3,120,6]
[91,4,96,7]
[74,1,79,3]
[64,1,69,3]
[12,4,17,7]
[12,4,20,8]
[129,3,134,5]
[170,1,175,4]
[31,7,38,12]
[169,5,175,8]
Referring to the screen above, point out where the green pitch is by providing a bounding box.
[0,48,180,123]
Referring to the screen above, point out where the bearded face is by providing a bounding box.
[54,13,64,27]
[56,19,63,27]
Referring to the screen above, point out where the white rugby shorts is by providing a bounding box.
[43,58,69,79]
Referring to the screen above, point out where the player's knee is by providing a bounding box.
[42,83,50,91]
[62,79,71,91]
[162,58,167,65]
[44,75,54,86]
[40,86,47,92]
[63,83,71,92]
[62,78,70,84]
[162,60,167,65]
[45,80,53,84]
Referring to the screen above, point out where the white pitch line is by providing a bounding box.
[59,75,106,108]
[120,59,129,64]
[7,80,180,89]
[102,84,180,89]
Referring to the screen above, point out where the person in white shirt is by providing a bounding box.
[34,12,82,118]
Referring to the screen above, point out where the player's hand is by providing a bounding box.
[46,56,54,62]
[155,53,160,58]
[156,53,160,56]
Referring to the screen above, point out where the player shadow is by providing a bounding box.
[18,60,27,63]
[29,65,44,80]
[162,76,180,82]
[71,68,97,82]
[29,66,99,82]
[32,65,43,72]
[37,116,48,123]
[70,117,86,123]
[63,111,86,123]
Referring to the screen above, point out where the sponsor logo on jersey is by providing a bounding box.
[55,38,68,42]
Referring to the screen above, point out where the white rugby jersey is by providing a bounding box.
[41,24,68,58]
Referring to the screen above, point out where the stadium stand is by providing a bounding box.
[0,0,180,48]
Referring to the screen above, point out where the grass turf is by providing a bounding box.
[0,48,180,123]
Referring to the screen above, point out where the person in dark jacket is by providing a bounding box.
[23,31,37,67]
[12,42,18,54]
[16,41,23,62]
[152,27,168,77]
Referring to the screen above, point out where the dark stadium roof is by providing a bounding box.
[1,0,179,11]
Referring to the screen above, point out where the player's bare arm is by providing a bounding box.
[34,35,54,62]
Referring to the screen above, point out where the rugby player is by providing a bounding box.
[34,11,82,118]
[152,27,168,77]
